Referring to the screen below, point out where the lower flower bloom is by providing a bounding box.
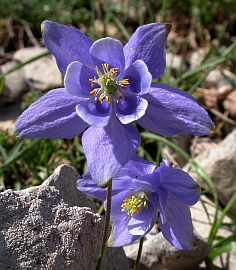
[78,156,200,249]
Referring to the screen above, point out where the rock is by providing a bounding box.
[0,119,15,132]
[93,20,121,39]
[203,69,232,89]
[191,195,235,270]
[0,185,103,270]
[0,165,130,270]
[191,195,233,240]
[13,47,62,90]
[223,90,236,118]
[189,48,209,69]
[162,133,192,167]
[183,129,236,216]
[95,246,130,270]
[42,164,96,211]
[125,231,210,270]
[190,137,220,158]
[43,164,130,270]
[0,61,27,105]
[166,52,187,72]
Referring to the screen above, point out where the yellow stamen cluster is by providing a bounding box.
[89,63,129,104]
[121,190,149,216]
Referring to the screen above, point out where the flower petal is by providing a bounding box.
[123,60,152,95]
[128,201,158,235]
[108,215,140,247]
[76,99,112,127]
[124,23,167,79]
[110,189,132,217]
[157,160,201,205]
[107,190,140,247]
[14,88,87,139]
[89,37,125,74]
[65,61,96,98]
[82,115,140,187]
[78,173,137,201]
[41,20,93,74]
[77,172,107,201]
[138,82,215,136]
[134,172,161,194]
[158,191,197,250]
[115,95,148,124]
[123,155,156,176]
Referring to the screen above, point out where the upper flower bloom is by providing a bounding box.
[14,21,214,187]
[78,156,200,249]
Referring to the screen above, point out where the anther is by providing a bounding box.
[88,63,129,104]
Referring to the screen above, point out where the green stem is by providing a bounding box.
[161,0,167,23]
[134,237,144,270]
[96,179,113,270]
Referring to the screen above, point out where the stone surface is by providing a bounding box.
[203,69,233,89]
[0,165,130,270]
[0,119,15,131]
[43,164,130,270]
[183,129,236,216]
[163,133,192,167]
[191,195,233,240]
[0,61,27,105]
[13,47,62,90]
[223,90,236,118]
[0,185,103,270]
[189,48,209,69]
[42,164,96,211]
[125,231,210,270]
[191,195,235,270]
[166,52,187,72]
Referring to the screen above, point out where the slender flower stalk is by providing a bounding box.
[134,237,144,270]
[96,179,112,270]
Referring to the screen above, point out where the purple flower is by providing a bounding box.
[14,21,214,187]
[78,156,200,249]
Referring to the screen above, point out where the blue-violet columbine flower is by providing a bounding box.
[14,21,214,187]
[78,156,200,249]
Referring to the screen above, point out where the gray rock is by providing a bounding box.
[166,52,187,72]
[125,231,210,270]
[96,246,130,270]
[203,69,233,89]
[13,47,62,90]
[0,165,130,270]
[42,164,97,211]
[0,61,27,105]
[0,185,103,270]
[191,195,236,270]
[183,129,236,216]
[189,48,209,69]
[43,164,129,270]
[223,90,236,118]
[163,133,192,167]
